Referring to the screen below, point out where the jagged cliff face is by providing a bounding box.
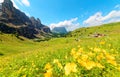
[52,27,67,34]
[0,0,51,39]
[1,0,31,25]
[0,4,2,16]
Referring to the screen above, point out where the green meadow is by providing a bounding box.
[0,22,120,77]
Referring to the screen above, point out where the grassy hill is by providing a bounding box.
[67,22,120,38]
[0,22,120,77]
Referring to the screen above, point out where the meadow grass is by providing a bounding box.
[0,22,120,77]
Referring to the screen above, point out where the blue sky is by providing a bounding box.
[1,0,120,31]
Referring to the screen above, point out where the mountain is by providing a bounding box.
[0,0,51,39]
[52,27,67,34]
[0,4,2,16]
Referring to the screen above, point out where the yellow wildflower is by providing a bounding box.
[81,55,88,61]
[23,68,27,72]
[111,49,114,51]
[77,45,80,48]
[44,63,52,70]
[117,67,120,71]
[32,62,36,67]
[88,52,94,56]
[71,49,80,59]
[78,48,83,53]
[53,59,59,64]
[65,55,68,59]
[100,41,105,45]
[85,61,96,70]
[64,63,77,76]
[102,50,107,54]
[78,59,96,70]
[93,48,101,52]
[106,53,115,60]
[36,68,39,71]
[97,53,104,61]
[78,59,87,67]
[18,66,24,74]
[0,68,2,72]
[23,75,26,77]
[44,63,53,77]
[73,52,80,59]
[71,48,76,52]
[57,62,63,69]
[44,68,52,77]
[71,48,76,56]
[108,44,111,47]
[53,59,63,69]
[107,60,117,66]
[90,47,93,50]
[96,63,105,69]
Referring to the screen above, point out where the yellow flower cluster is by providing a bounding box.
[53,59,63,69]
[105,53,117,66]
[44,63,53,77]
[43,45,119,76]
[44,59,78,76]
[71,48,83,59]
[92,47,117,67]
[71,46,118,70]
[64,63,77,76]
[79,56,104,70]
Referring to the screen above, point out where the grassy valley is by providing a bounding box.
[0,22,120,77]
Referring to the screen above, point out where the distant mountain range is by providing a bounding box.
[0,0,51,39]
[52,27,67,34]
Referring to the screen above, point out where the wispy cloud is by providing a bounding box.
[16,0,23,6]
[21,0,30,7]
[83,10,120,26]
[115,4,120,9]
[12,0,30,9]
[49,18,80,31]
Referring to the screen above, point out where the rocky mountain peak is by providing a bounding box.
[1,0,31,25]
[52,27,67,34]
[2,0,14,12]
[4,0,12,4]
[0,0,51,39]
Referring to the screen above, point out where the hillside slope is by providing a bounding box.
[67,22,120,38]
[0,22,120,77]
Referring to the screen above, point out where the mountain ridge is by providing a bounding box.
[52,27,67,34]
[0,0,51,39]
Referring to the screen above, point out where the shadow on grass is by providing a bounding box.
[0,52,4,56]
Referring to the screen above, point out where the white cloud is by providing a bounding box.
[49,18,80,31]
[115,4,120,9]
[83,10,120,26]
[21,0,30,7]
[2,0,30,8]
[14,0,30,7]
[0,0,4,3]
[16,0,23,6]
[83,12,103,26]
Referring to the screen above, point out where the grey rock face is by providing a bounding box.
[52,27,67,34]
[0,4,2,16]
[0,0,51,39]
